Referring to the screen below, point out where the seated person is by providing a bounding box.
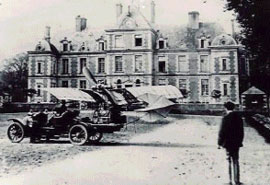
[53,100,67,116]
[48,109,72,127]
[33,108,49,127]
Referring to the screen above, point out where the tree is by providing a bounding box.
[1,53,29,102]
[223,0,270,93]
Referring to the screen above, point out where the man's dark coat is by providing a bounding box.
[218,112,244,149]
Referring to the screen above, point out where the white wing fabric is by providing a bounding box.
[123,93,175,122]
[126,85,183,100]
[42,88,95,102]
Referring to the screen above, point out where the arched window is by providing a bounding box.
[116,79,122,89]
[135,79,141,87]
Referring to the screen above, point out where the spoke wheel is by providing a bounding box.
[88,131,103,144]
[69,125,88,145]
[7,122,25,143]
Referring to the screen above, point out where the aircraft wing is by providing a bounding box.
[42,88,96,102]
[126,85,183,100]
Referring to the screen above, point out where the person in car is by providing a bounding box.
[54,100,67,116]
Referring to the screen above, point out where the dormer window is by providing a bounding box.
[99,42,105,51]
[36,46,42,51]
[221,40,226,45]
[157,37,167,49]
[135,35,142,47]
[200,39,205,48]
[159,40,165,49]
[63,43,68,51]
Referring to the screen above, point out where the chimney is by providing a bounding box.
[44,26,51,42]
[76,15,87,32]
[116,3,123,20]
[76,15,81,32]
[81,17,87,31]
[151,0,155,24]
[188,11,199,29]
[231,19,235,38]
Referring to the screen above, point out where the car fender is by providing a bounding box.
[7,118,26,126]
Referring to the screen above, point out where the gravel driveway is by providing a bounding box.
[0,116,270,185]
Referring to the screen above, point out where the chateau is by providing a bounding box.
[27,1,248,104]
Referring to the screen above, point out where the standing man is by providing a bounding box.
[218,101,244,185]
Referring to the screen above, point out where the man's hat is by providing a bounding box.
[224,101,235,110]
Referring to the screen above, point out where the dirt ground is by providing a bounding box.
[0,113,167,177]
[0,114,270,185]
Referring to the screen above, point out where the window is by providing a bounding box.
[98,79,106,85]
[53,63,57,74]
[80,80,86,89]
[81,45,85,51]
[222,58,229,71]
[158,79,166,86]
[200,39,205,48]
[135,35,142,47]
[99,42,105,51]
[159,40,165,49]
[62,59,69,74]
[51,83,56,88]
[116,79,122,89]
[135,79,141,87]
[62,81,68,87]
[37,85,41,97]
[223,84,228,96]
[178,55,188,72]
[135,55,143,72]
[200,55,208,72]
[179,79,187,90]
[115,56,123,73]
[115,35,124,48]
[63,43,68,51]
[98,58,105,73]
[158,56,166,73]
[79,58,86,74]
[37,62,42,74]
[201,79,209,96]
[125,84,133,88]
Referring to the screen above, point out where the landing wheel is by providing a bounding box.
[7,122,25,143]
[69,125,88,145]
[88,131,103,144]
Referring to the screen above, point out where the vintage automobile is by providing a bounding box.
[7,67,183,146]
[7,109,125,145]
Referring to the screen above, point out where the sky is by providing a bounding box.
[0,0,237,64]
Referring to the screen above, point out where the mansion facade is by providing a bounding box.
[28,1,248,104]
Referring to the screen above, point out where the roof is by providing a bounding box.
[35,40,59,56]
[211,33,237,47]
[117,5,154,30]
[242,86,266,95]
[158,22,225,50]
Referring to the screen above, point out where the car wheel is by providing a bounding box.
[7,122,25,143]
[88,131,103,144]
[69,124,88,145]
